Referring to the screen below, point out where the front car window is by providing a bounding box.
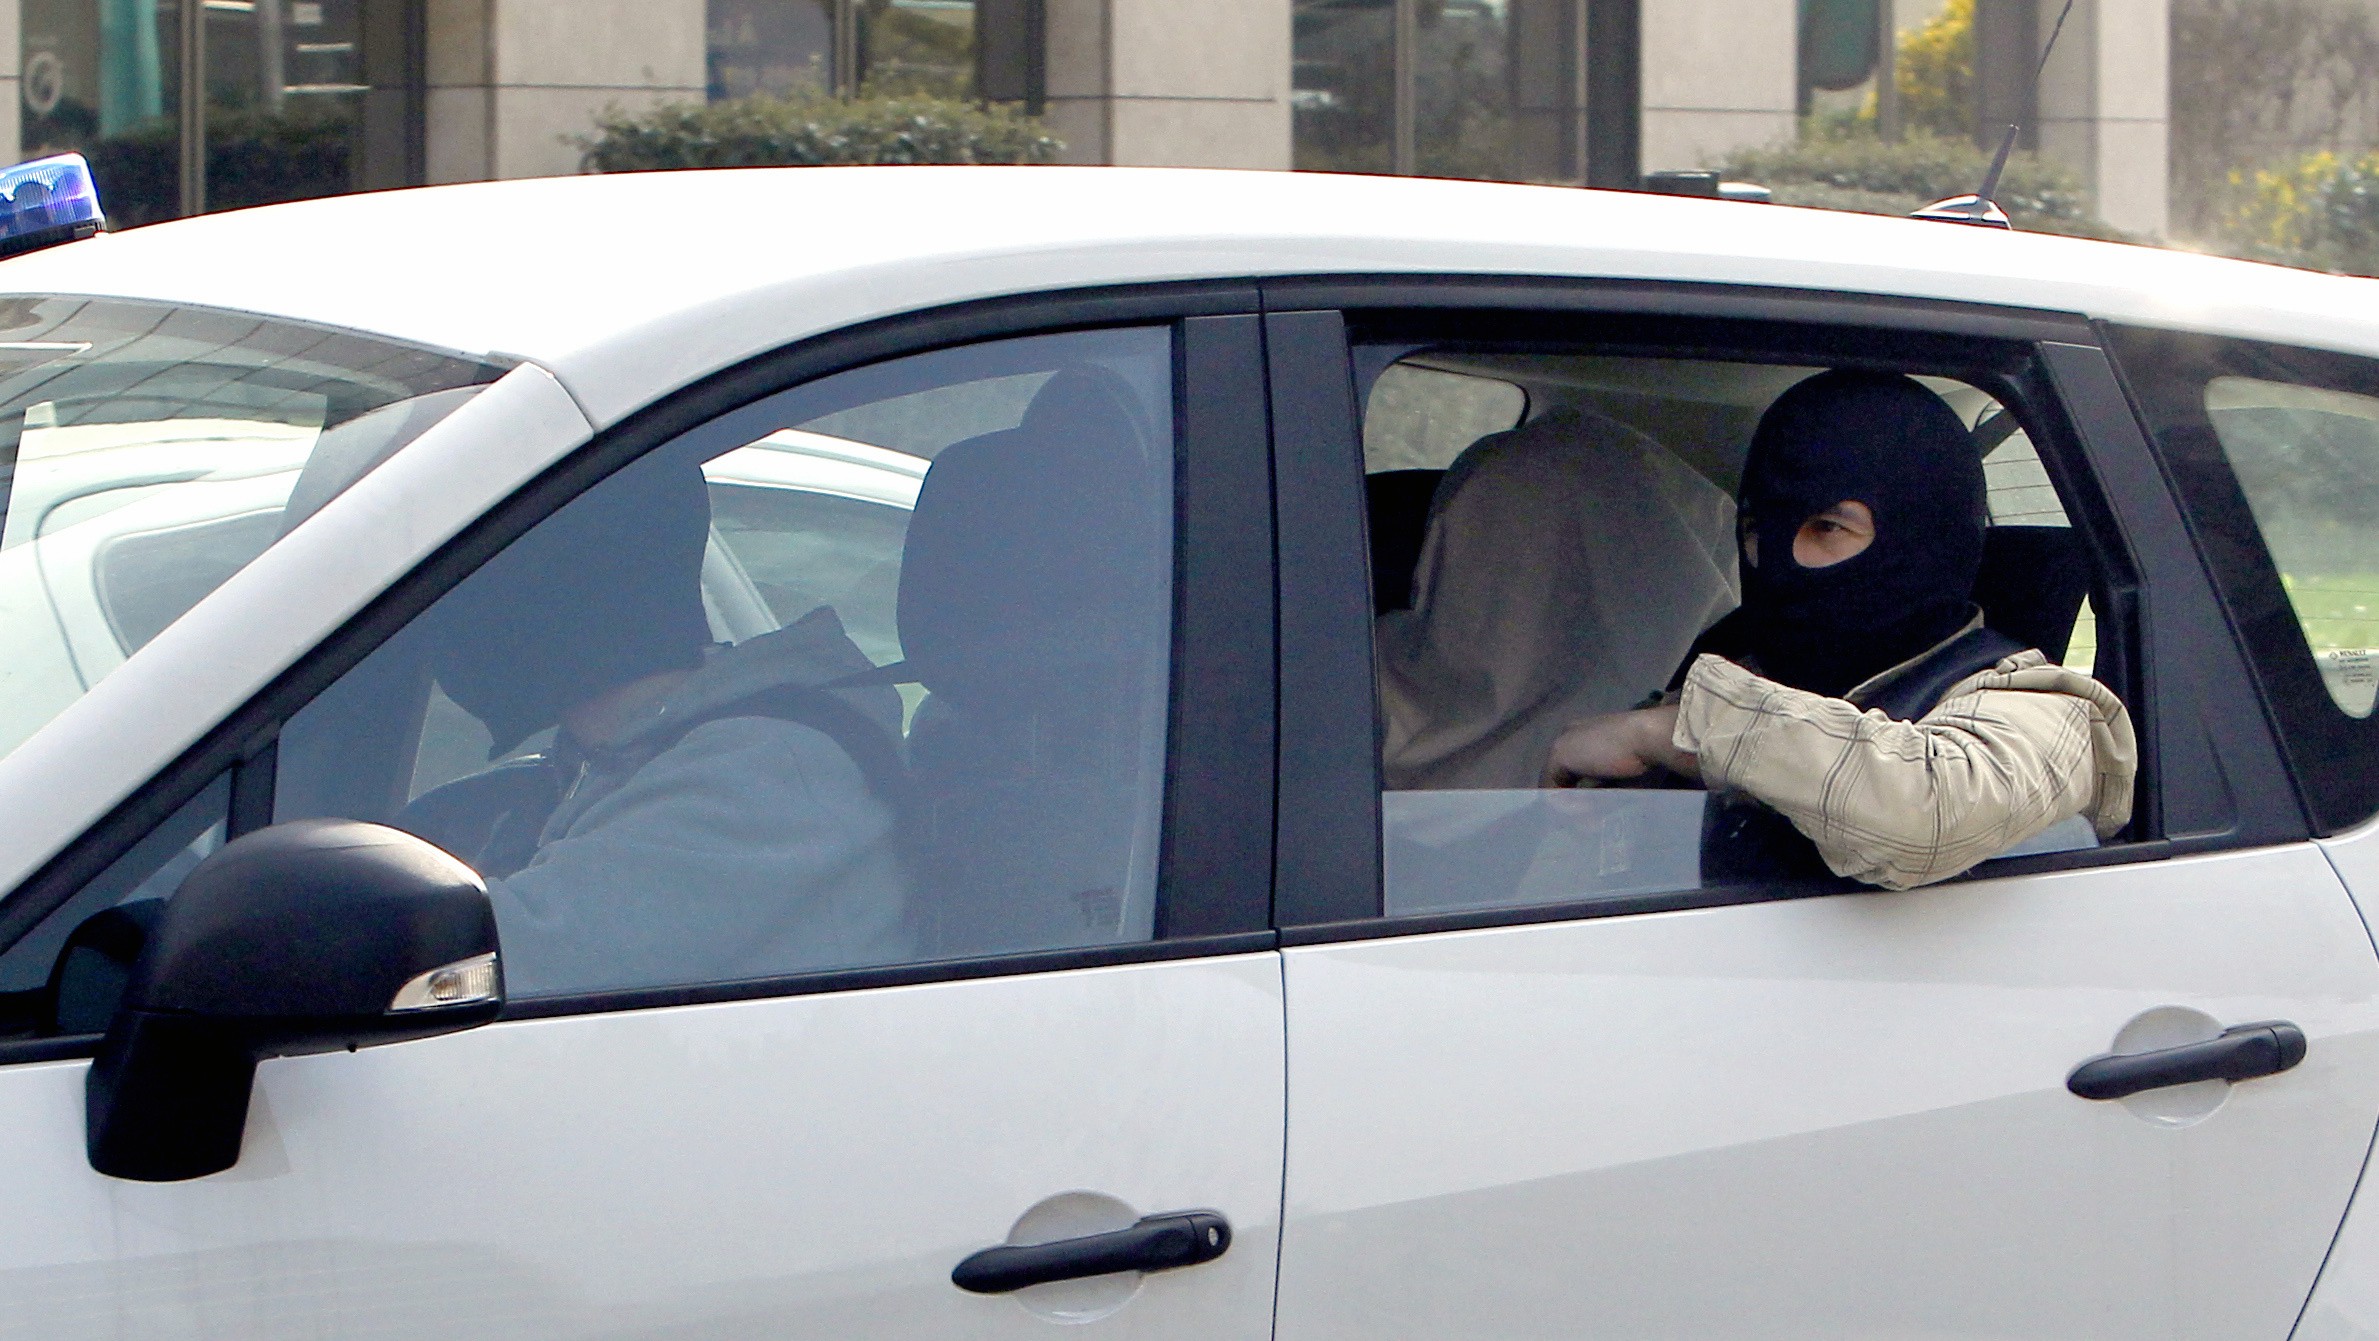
[274,327,1176,999]
[0,297,506,761]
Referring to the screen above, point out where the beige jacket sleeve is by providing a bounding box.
[1672,650,2138,891]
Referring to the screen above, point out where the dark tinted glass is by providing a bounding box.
[1294,0,1395,173]
[276,327,1176,999]
[2106,323,2379,833]
[22,0,423,226]
[0,771,227,1038]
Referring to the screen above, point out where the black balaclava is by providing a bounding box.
[428,456,714,754]
[1733,370,1986,698]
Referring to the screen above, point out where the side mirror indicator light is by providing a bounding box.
[388,952,501,1012]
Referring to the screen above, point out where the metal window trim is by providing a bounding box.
[0,929,1287,1066]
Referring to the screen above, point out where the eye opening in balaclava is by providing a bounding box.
[1733,369,1987,698]
[427,454,715,755]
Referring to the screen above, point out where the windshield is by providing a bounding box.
[0,296,507,762]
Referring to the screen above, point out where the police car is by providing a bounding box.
[2,149,2379,1340]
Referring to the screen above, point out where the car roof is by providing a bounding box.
[1,165,2370,428]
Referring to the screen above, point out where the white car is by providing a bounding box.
[3,158,2379,1340]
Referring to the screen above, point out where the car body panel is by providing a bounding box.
[2297,819,2379,1340]
[0,953,1288,1341]
[1279,844,2379,1339]
[708,429,927,509]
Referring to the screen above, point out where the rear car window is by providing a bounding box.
[2202,376,2379,717]
[2104,322,2379,834]
[0,297,505,761]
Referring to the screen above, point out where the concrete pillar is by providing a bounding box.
[1041,0,1108,163]
[427,0,704,183]
[1045,0,1290,169]
[424,0,493,183]
[1637,0,1796,172]
[0,3,21,163]
[2035,0,2168,237]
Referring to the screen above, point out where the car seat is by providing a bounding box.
[895,366,1170,957]
[1973,525,2093,665]
[1366,468,1444,614]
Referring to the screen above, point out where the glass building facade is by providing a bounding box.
[13,0,1017,229]
[708,0,993,103]
[14,6,2375,325]
[1291,0,1639,187]
[21,0,424,227]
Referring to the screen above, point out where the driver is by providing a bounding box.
[1541,370,2138,890]
[416,454,909,994]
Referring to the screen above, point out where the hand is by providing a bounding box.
[1542,704,1699,788]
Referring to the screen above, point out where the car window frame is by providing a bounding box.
[1258,275,2306,939]
[0,282,1279,1060]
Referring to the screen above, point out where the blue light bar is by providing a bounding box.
[0,153,104,258]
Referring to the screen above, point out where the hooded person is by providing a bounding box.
[1374,407,1740,791]
[1721,370,1992,699]
[1542,370,2138,891]
[402,452,911,995]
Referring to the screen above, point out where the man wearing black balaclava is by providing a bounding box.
[408,454,910,996]
[1543,371,2137,890]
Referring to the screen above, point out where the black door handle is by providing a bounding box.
[952,1210,1231,1294]
[2068,1020,2308,1101]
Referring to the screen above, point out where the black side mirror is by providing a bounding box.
[85,819,502,1182]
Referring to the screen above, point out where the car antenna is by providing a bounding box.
[1913,0,2076,229]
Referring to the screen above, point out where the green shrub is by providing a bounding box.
[2223,149,2379,276]
[1717,124,2127,240]
[574,91,1063,172]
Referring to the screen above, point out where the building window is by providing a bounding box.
[1293,0,1395,174]
[708,0,1017,103]
[708,0,835,99]
[1292,0,1637,186]
[20,0,424,227]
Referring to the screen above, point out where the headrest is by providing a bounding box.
[1974,525,2092,664]
[896,366,1166,697]
[1366,468,1445,614]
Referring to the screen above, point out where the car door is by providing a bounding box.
[2108,324,2379,1336]
[1260,291,2379,1341]
[0,310,1287,1340]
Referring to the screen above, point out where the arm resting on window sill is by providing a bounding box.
[1674,652,2137,891]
